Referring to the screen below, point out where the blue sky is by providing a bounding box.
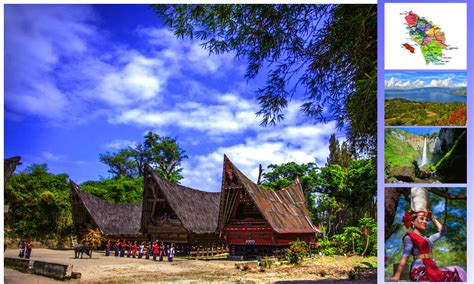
[4,5,340,192]
[397,127,440,136]
[384,71,467,89]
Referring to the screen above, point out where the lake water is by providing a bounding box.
[385,89,467,103]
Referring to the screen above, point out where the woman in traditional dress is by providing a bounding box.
[132,241,137,258]
[159,241,165,261]
[120,239,126,257]
[18,240,26,258]
[105,239,111,256]
[139,242,144,258]
[127,240,132,257]
[25,238,33,259]
[387,209,467,281]
[145,242,151,259]
[167,244,175,262]
[153,241,159,261]
[115,239,120,257]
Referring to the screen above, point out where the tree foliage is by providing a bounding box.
[261,161,319,221]
[4,164,73,240]
[99,132,188,183]
[99,149,137,179]
[152,4,377,155]
[80,177,144,204]
[327,134,352,168]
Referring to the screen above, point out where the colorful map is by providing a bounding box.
[403,11,452,65]
[385,3,466,70]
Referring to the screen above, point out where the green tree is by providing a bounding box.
[260,162,319,221]
[312,159,376,237]
[99,132,188,183]
[80,177,144,204]
[153,4,377,155]
[4,164,73,241]
[142,132,188,183]
[359,216,377,256]
[327,134,353,168]
[99,148,137,179]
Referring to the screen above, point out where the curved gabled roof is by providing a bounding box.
[70,181,142,236]
[145,164,220,234]
[221,155,319,234]
[4,156,21,184]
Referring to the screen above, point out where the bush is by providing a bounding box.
[285,240,308,265]
[319,238,337,256]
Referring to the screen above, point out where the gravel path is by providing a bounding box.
[4,249,369,283]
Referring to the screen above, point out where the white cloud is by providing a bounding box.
[5,5,97,120]
[5,8,241,123]
[384,77,425,89]
[385,76,466,89]
[181,121,336,191]
[42,151,62,161]
[94,53,169,106]
[139,27,238,76]
[8,82,68,119]
[426,77,452,87]
[111,92,261,136]
[104,139,137,150]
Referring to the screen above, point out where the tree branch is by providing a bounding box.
[429,188,466,200]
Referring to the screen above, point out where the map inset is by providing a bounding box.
[402,11,456,65]
[385,3,466,70]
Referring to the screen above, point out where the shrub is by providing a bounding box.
[319,238,337,256]
[285,240,308,265]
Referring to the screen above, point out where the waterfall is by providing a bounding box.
[421,137,428,166]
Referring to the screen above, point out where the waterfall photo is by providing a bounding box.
[384,72,467,126]
[384,128,466,183]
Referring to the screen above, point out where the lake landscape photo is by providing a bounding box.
[385,72,467,126]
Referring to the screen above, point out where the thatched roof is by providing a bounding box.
[220,155,319,234]
[145,164,220,234]
[4,156,21,184]
[70,181,142,237]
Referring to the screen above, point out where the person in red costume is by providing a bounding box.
[387,210,467,282]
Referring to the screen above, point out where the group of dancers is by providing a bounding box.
[105,239,175,262]
[18,239,33,259]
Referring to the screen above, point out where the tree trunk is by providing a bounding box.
[385,188,409,241]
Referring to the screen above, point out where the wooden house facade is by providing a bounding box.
[70,181,143,240]
[140,164,226,256]
[217,155,319,259]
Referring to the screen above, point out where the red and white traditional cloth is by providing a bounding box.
[403,232,467,282]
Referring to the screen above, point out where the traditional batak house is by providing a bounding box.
[4,156,21,184]
[140,164,226,256]
[70,181,143,240]
[217,155,319,259]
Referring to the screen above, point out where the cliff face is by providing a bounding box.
[437,128,465,152]
[386,129,437,164]
[435,129,467,183]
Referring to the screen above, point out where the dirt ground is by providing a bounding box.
[4,249,375,283]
